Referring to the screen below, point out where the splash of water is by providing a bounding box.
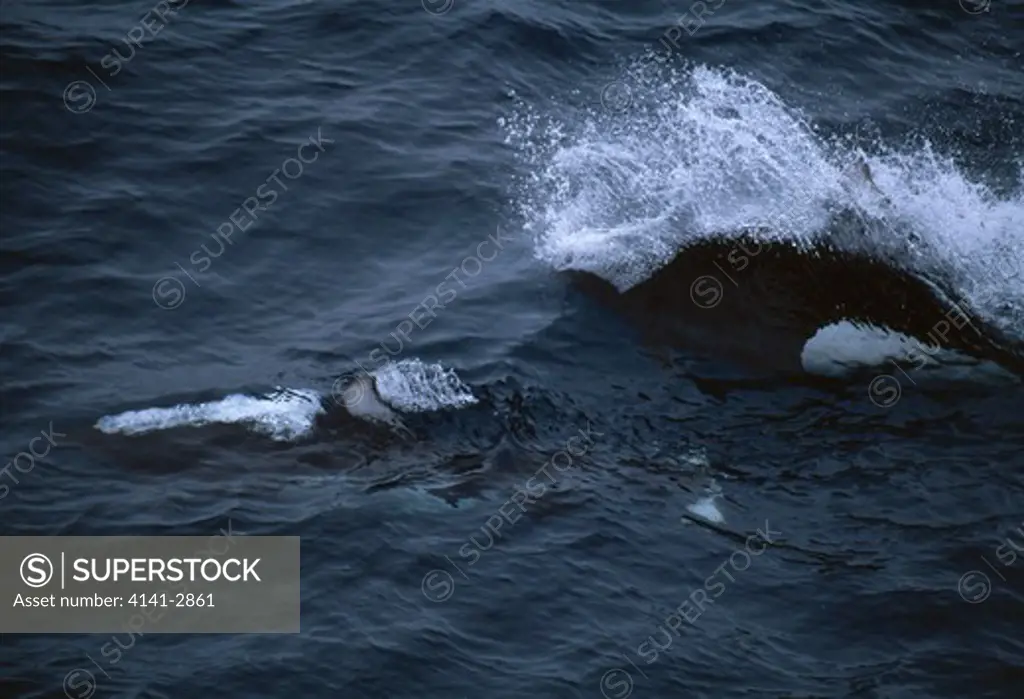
[95,388,324,441]
[503,63,1024,339]
[95,360,478,440]
[373,359,478,413]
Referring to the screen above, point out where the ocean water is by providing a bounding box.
[2,0,1023,697]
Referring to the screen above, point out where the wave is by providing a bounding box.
[503,63,1024,365]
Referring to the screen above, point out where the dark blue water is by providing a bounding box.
[3,1,1024,697]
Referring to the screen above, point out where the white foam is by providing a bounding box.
[504,62,1024,343]
[95,388,323,441]
[371,359,478,413]
[862,148,1024,337]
